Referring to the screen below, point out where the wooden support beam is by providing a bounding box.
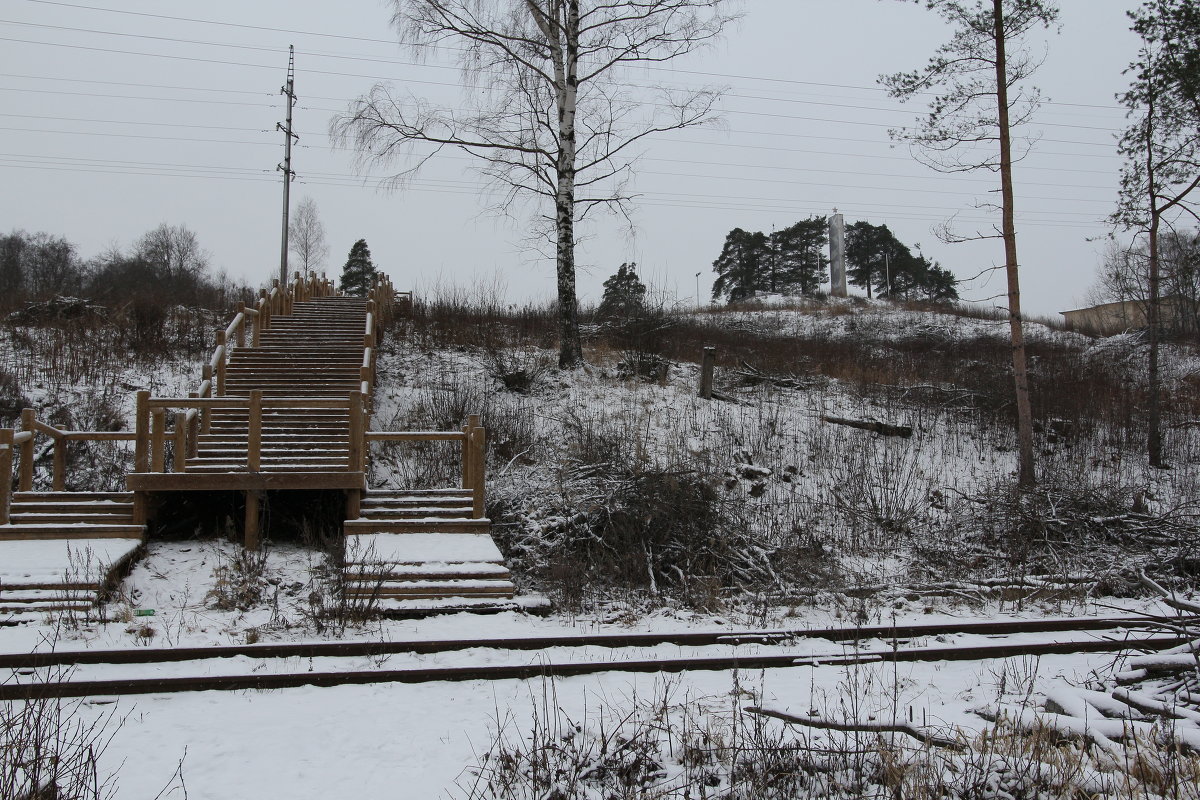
[347,391,364,472]
[173,416,188,473]
[134,390,150,473]
[247,389,263,471]
[345,489,361,520]
[0,429,13,525]
[244,490,261,550]
[235,302,246,348]
[132,491,147,525]
[469,414,485,519]
[461,421,471,491]
[18,408,34,492]
[150,407,166,472]
[52,437,66,491]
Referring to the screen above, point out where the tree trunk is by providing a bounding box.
[1143,76,1164,468]
[1148,211,1163,467]
[994,0,1037,489]
[553,0,583,368]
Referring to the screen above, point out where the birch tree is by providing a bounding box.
[881,0,1058,490]
[289,197,330,279]
[1111,0,1200,468]
[333,0,736,368]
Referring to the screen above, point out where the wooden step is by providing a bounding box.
[0,524,145,541]
[9,513,134,524]
[344,581,515,599]
[13,491,133,502]
[344,518,492,534]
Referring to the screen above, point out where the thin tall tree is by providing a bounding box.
[288,197,330,280]
[882,0,1058,490]
[333,0,736,368]
[1111,0,1200,468]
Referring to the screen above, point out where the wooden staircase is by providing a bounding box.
[0,275,525,620]
[0,492,143,618]
[186,297,366,474]
[344,489,516,609]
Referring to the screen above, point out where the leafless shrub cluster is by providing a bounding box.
[1,694,119,800]
[206,545,271,612]
[457,678,1200,800]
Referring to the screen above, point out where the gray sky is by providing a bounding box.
[1,0,1144,317]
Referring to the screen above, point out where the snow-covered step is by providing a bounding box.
[344,532,505,565]
[0,537,142,585]
[343,518,492,534]
[0,523,146,541]
[345,580,514,599]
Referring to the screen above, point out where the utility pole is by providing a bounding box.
[277,45,298,288]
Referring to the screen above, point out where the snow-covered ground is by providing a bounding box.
[4,299,1199,797]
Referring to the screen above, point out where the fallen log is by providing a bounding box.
[821,415,913,438]
[748,706,965,750]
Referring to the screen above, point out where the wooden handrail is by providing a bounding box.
[0,407,137,494]
[365,415,487,519]
[364,431,467,441]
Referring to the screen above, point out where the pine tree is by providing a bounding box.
[770,217,827,295]
[339,239,376,297]
[598,262,647,318]
[711,228,768,303]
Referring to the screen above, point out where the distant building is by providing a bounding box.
[1060,296,1188,336]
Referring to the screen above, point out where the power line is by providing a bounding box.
[3,34,1122,147]
[0,86,280,108]
[1,17,1128,130]
[14,0,1127,112]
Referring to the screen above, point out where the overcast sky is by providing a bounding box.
[1,0,1146,317]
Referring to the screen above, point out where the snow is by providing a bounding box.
[3,299,1199,796]
[346,533,505,564]
[0,538,141,586]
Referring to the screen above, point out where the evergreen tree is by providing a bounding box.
[845,221,910,299]
[712,218,829,303]
[711,228,768,303]
[339,239,376,297]
[598,262,647,318]
[770,217,827,295]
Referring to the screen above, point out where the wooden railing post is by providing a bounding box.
[469,415,485,519]
[461,421,472,490]
[200,365,212,434]
[173,413,188,473]
[134,390,150,473]
[150,407,166,472]
[236,302,246,348]
[52,435,66,491]
[214,330,227,396]
[248,390,263,472]
[18,408,35,492]
[0,429,13,524]
[348,391,364,472]
[259,289,270,332]
[187,392,200,458]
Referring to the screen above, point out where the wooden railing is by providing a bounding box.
[365,413,487,518]
[0,270,474,528]
[0,412,138,524]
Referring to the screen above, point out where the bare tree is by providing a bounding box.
[332,0,737,368]
[289,197,330,279]
[135,223,208,283]
[881,0,1058,490]
[1111,0,1200,468]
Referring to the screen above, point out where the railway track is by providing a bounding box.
[1,615,1185,700]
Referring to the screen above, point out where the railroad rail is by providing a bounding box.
[2,615,1186,700]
